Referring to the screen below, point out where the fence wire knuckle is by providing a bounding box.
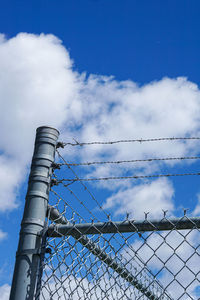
[34,143,200,300]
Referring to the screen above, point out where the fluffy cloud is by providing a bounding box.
[0,284,10,300]
[2,32,200,300]
[1,32,200,217]
[0,33,79,211]
[103,178,174,218]
[193,193,200,216]
[73,75,200,160]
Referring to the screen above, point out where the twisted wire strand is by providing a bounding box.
[59,156,200,167]
[62,137,200,147]
[59,172,200,182]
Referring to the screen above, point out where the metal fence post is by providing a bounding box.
[9,126,59,300]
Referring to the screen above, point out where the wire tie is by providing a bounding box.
[51,163,61,170]
[144,212,149,220]
[45,248,52,254]
[50,179,59,187]
[56,142,65,149]
[183,208,189,216]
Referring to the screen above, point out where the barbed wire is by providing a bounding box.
[58,156,200,167]
[61,137,200,147]
[58,172,200,183]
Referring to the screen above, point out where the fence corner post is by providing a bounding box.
[9,126,59,300]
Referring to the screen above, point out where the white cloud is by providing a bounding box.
[1,32,200,218]
[193,193,200,216]
[0,32,80,159]
[0,157,23,211]
[0,33,79,211]
[2,32,200,300]
[0,284,10,300]
[103,178,174,218]
[63,74,200,196]
[74,75,200,160]
[0,229,7,241]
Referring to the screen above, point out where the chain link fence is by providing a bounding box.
[35,148,200,300]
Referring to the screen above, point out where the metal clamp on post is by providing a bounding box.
[51,162,61,170]
[50,179,59,187]
[56,141,65,149]
[28,175,51,184]
[16,248,44,257]
[21,218,45,227]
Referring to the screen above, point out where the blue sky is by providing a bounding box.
[1,0,200,83]
[1,1,200,299]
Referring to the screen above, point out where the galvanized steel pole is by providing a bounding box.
[9,126,59,300]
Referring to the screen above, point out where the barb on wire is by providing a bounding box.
[59,156,200,167]
[62,137,200,147]
[59,172,200,182]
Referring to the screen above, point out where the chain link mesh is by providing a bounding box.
[36,150,200,300]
